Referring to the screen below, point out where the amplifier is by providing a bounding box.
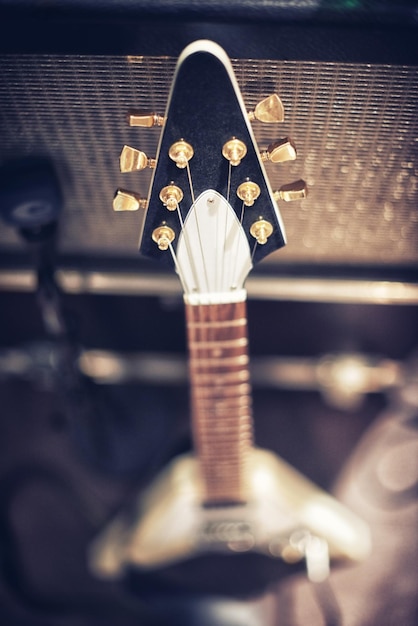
[0,2,417,301]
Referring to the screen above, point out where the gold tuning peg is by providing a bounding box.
[260,138,297,164]
[119,145,156,173]
[274,179,307,202]
[250,219,273,245]
[128,111,165,127]
[248,94,284,123]
[113,189,148,212]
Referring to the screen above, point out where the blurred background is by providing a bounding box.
[0,1,417,624]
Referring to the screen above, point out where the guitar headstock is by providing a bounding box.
[114,41,306,301]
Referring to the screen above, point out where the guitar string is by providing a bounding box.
[229,200,246,291]
[174,200,200,293]
[168,241,189,295]
[251,240,258,262]
[186,161,210,295]
[226,161,232,204]
[223,162,234,295]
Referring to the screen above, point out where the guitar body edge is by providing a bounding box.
[89,447,371,579]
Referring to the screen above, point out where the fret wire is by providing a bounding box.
[189,337,248,349]
[188,318,246,328]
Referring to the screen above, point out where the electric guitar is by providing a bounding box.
[90,40,370,587]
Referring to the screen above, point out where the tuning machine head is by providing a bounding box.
[119,145,156,173]
[113,189,148,212]
[128,111,165,127]
[248,94,284,124]
[274,179,308,202]
[260,138,297,164]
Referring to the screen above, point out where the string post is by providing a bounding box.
[169,140,194,169]
[152,224,176,250]
[113,189,148,212]
[250,218,273,245]
[159,184,184,211]
[222,138,247,166]
[274,179,308,202]
[237,181,260,207]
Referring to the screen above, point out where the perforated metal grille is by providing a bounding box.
[0,55,417,267]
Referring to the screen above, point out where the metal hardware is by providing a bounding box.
[112,189,148,212]
[119,145,156,173]
[222,138,247,166]
[248,94,284,123]
[260,138,297,163]
[169,140,194,168]
[274,179,307,202]
[152,225,175,250]
[128,111,165,127]
[159,184,184,211]
[237,181,261,207]
[250,219,273,245]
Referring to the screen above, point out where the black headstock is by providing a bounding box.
[114,41,306,297]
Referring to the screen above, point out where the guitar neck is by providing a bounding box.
[185,295,253,505]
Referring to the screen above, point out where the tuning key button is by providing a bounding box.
[237,181,260,207]
[128,111,165,127]
[250,219,273,245]
[248,94,285,123]
[169,140,194,168]
[222,138,247,166]
[159,184,184,211]
[274,179,307,202]
[152,225,176,250]
[113,189,148,212]
[260,138,297,164]
[119,145,156,173]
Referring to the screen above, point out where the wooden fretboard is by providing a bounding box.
[185,299,253,505]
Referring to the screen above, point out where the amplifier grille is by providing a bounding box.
[0,55,417,267]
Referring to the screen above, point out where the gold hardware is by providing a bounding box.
[119,145,156,172]
[260,138,297,163]
[274,179,308,202]
[128,111,165,127]
[250,219,273,245]
[152,225,175,250]
[159,184,184,211]
[248,94,284,123]
[112,189,148,212]
[222,138,247,166]
[169,140,194,169]
[237,181,261,207]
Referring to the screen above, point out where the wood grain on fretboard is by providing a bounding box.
[185,299,253,504]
